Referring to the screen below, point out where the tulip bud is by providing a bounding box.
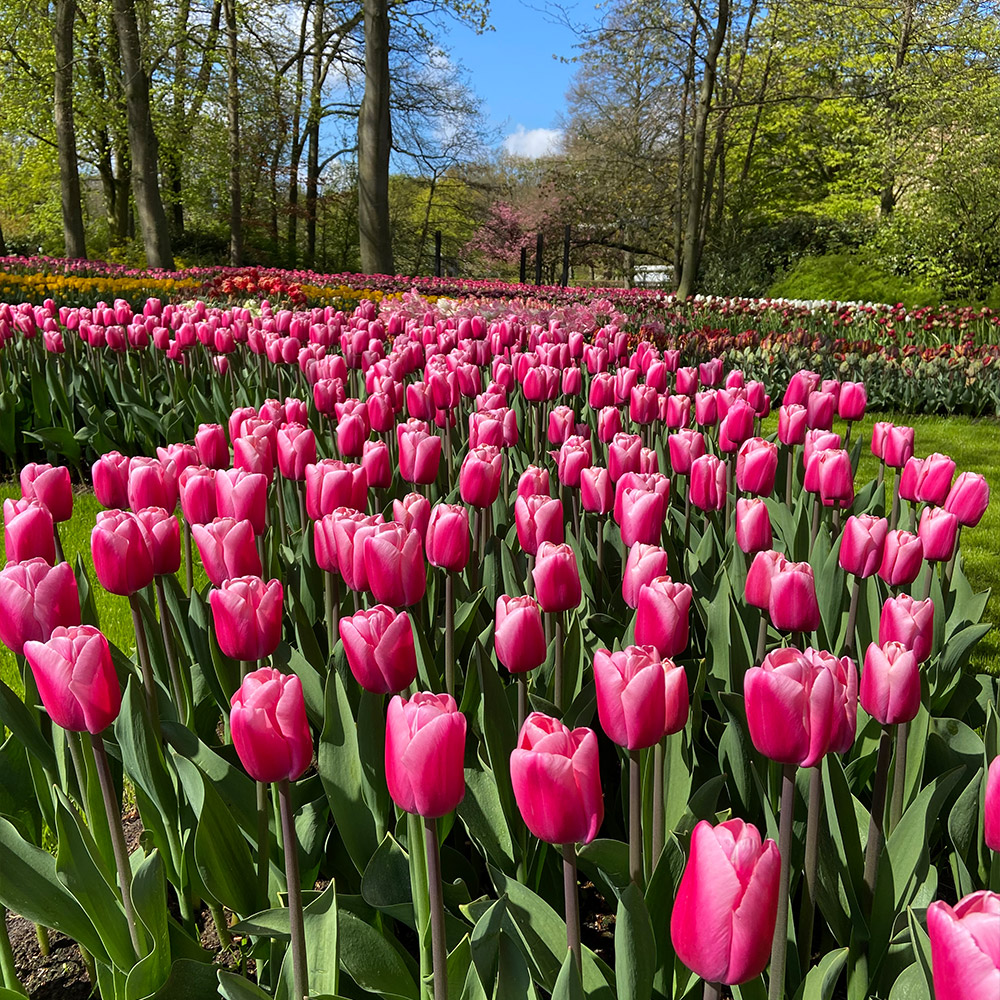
[557,435,592,488]
[230,668,312,783]
[393,492,431,540]
[210,576,284,661]
[532,541,582,613]
[195,423,229,469]
[4,498,55,564]
[839,514,888,578]
[945,472,990,527]
[510,712,603,845]
[735,438,778,497]
[838,382,867,421]
[877,529,923,586]
[879,594,934,663]
[735,498,773,554]
[192,517,262,586]
[23,625,121,734]
[93,452,131,509]
[340,605,417,694]
[622,543,669,608]
[91,510,154,596]
[0,558,80,655]
[689,454,727,512]
[918,506,959,563]
[515,494,564,555]
[985,758,1000,852]
[670,819,780,985]
[179,466,218,525]
[927,891,1000,1000]
[594,645,688,749]
[459,445,503,508]
[425,503,470,572]
[20,464,73,523]
[580,466,613,514]
[135,506,181,577]
[385,692,466,818]
[635,575,692,657]
[517,465,550,500]
[768,560,820,632]
[364,522,426,607]
[745,550,785,610]
[216,469,268,535]
[495,595,547,674]
[861,641,920,725]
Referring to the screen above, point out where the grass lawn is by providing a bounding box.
[1,410,996,691]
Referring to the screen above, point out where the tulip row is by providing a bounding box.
[0,289,995,1000]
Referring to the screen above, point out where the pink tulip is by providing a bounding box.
[364,522,426,607]
[918,506,959,562]
[361,439,391,489]
[93,452,131,508]
[216,469,268,535]
[195,423,229,469]
[331,510,383,592]
[617,485,667,547]
[668,429,706,476]
[675,367,698,396]
[861,641,920,725]
[622,543,669,608]
[879,594,934,663]
[883,425,915,469]
[23,626,120,733]
[815,448,854,507]
[532,541,581,613]
[783,370,819,406]
[135,507,181,577]
[91,510,154,596]
[629,385,658,425]
[609,433,642,483]
[736,438,778,496]
[666,394,691,429]
[670,819,780,985]
[778,404,807,446]
[510,712,603,844]
[425,503,470,572]
[580,466,613,514]
[803,430,840,468]
[305,460,368,520]
[459,445,502,508]
[689,454,727,511]
[597,406,622,443]
[635,575,692,657]
[276,424,316,481]
[495,595,547,674]
[589,373,615,408]
[700,358,724,387]
[230,668,312,783]
[838,382,867,421]
[0,558,80,655]
[517,465,550,500]
[4,498,55,564]
[871,421,892,460]
[945,472,990,527]
[515,494,564,556]
[719,400,754,451]
[745,646,857,767]
[694,390,718,427]
[985,758,1000,852]
[192,517,262,586]
[735,497,773,554]
[340,605,417,694]
[385,692,466,818]
[20,464,73,522]
[594,645,688,749]
[398,425,442,485]
[745,550,785,610]
[806,390,836,430]
[878,529,923,586]
[927,891,1000,1000]
[839,514,888,578]
[210,576,284,661]
[393,492,431,540]
[179,466,218,525]
[547,405,577,444]
[557,435,592,488]
[128,457,178,512]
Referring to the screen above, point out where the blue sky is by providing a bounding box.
[446,1,602,157]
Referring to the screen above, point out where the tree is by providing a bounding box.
[53,0,87,258]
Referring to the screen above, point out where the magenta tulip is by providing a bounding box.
[609,433,642,483]
[594,645,688,749]
[927,891,1000,1000]
[192,517,262,586]
[945,472,990,527]
[4,498,55,564]
[877,529,923,586]
[736,438,778,496]
[635,575,693,657]
[778,404,807,446]
[515,494,564,555]
[195,423,229,469]
[883,425,915,469]
[580,466,613,514]
[879,594,934,663]
[918,506,959,563]
[179,466,218,525]
[670,819,780,985]
[92,452,131,509]
[622,543,669,608]
[839,514,888,578]
[210,576,284,661]
[230,668,312,783]
[668,429,706,475]
[425,503,470,571]
[985,758,1000,852]
[393,492,431,540]
[861,641,920,725]
[305,460,368,520]
[91,510,154,596]
[135,506,181,577]
[340,605,417,694]
[128,457,178,513]
[495,595,547,675]
[216,469,268,535]
[23,625,120,734]
[517,465,550,500]
[532,541,581,613]
[20,464,73,523]
[838,382,867,421]
[459,445,503,508]
[277,424,316,481]
[618,485,667,547]
[386,692,466,817]
[364,522,426,607]
[398,425,442,485]
[745,550,785,610]
[510,713,603,845]
[0,558,80,655]
[735,497,773,554]
[557,435,592,488]
[768,560,820,632]
[689,454,727,512]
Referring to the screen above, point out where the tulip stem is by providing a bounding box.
[845,578,861,657]
[810,497,821,550]
[517,676,527,733]
[889,721,909,833]
[128,594,162,742]
[554,615,565,712]
[562,843,582,973]
[66,730,89,816]
[683,485,692,556]
[155,578,189,725]
[53,521,64,563]
[769,763,796,1000]
[407,811,433,999]
[445,573,455,698]
[703,982,722,1000]
[297,485,307,537]
[652,741,665,873]
[921,565,933,602]
[256,779,271,906]
[275,479,288,548]
[863,726,893,899]
[278,780,309,1000]
[424,817,448,1000]
[92,735,145,960]
[0,908,25,996]
[595,519,603,574]
[786,446,795,508]
[889,472,901,532]
[798,765,822,972]
[325,571,340,663]
[183,521,194,594]
[629,751,642,887]
[755,614,768,666]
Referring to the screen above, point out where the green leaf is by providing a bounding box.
[0,678,57,773]
[887,963,931,1000]
[551,950,585,1000]
[115,678,177,824]
[338,904,419,1000]
[276,882,339,998]
[217,971,272,1000]
[793,947,848,1000]
[614,883,654,1000]
[145,958,221,998]
[457,765,517,875]
[127,852,172,997]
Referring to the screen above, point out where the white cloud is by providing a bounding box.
[503,125,563,159]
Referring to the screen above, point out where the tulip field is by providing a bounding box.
[0,264,997,1000]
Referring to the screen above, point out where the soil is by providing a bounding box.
[7,915,93,1000]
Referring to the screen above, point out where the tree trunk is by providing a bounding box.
[111,0,174,268]
[305,0,324,268]
[53,0,88,258]
[358,0,393,274]
[286,2,311,265]
[676,0,729,300]
[414,176,437,274]
[224,0,242,265]
[0,217,6,257]
[673,19,698,290]
[880,0,915,217]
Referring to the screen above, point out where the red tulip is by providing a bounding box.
[340,605,417,694]
[23,626,121,733]
[210,576,284,661]
[670,819,780,985]
[230,668,312,783]
[0,558,80,655]
[510,713,603,844]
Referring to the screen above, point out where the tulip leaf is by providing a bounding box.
[887,962,931,1000]
[454,586,487,660]
[53,788,138,972]
[274,882,339,999]
[733,980,767,1000]
[475,642,520,838]
[361,834,413,921]
[173,757,258,917]
[792,946,848,1000]
[614,883,654,1000]
[337,901,419,999]
[143,957,222,998]
[317,669,379,873]
[115,679,178,824]
[904,909,934,998]
[128,852,172,994]
[577,839,630,892]
[469,895,507,989]
[217,971,273,999]
[551,950,585,1000]
[0,815,110,965]
[0,678,57,774]
[457,765,517,875]
[0,733,42,847]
